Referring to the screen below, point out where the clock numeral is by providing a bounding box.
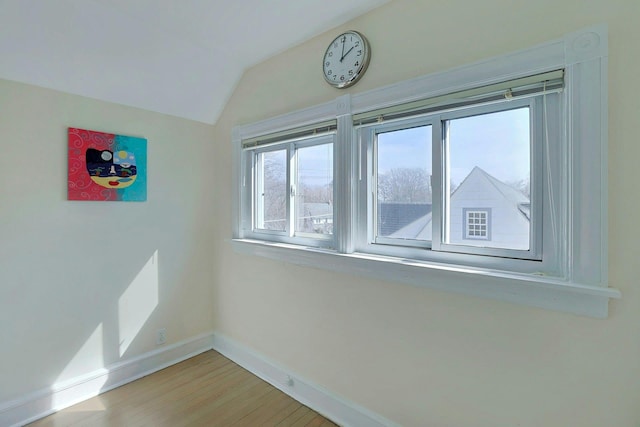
[328,52,333,57]
[340,75,345,81]
[325,61,330,67]
[348,70,354,75]
[357,50,362,56]
[341,36,346,43]
[355,61,359,67]
[355,41,360,47]
[333,42,338,48]
[327,70,332,76]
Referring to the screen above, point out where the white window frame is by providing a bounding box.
[355,97,546,267]
[254,147,288,234]
[365,117,435,250]
[232,25,620,318]
[241,131,336,249]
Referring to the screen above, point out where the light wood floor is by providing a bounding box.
[28,350,338,427]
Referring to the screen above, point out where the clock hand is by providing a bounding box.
[340,37,346,62]
[342,46,355,60]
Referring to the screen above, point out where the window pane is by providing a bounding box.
[376,125,432,241]
[447,108,530,250]
[296,143,333,234]
[257,150,287,231]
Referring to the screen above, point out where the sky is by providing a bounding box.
[297,143,333,187]
[291,106,530,189]
[377,107,530,186]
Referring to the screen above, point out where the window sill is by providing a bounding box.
[230,238,620,318]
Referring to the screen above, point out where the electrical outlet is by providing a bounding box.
[156,328,167,345]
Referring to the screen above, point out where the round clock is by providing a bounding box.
[322,30,371,89]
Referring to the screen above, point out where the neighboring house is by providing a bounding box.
[300,202,333,234]
[390,167,530,250]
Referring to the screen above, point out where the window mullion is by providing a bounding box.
[529,98,544,260]
[240,151,254,237]
[431,118,445,250]
[334,113,355,253]
[352,127,370,251]
[287,144,295,237]
[255,152,262,231]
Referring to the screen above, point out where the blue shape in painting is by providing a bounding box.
[114,135,147,201]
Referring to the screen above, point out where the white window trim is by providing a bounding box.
[231,25,620,318]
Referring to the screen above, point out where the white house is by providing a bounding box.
[391,167,530,250]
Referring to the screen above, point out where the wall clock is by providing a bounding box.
[322,30,371,89]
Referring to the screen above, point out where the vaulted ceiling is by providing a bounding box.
[0,0,388,124]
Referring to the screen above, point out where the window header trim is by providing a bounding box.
[242,120,337,149]
[353,69,563,125]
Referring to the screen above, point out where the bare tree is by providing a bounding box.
[378,168,431,203]
[299,182,333,204]
[262,154,287,230]
[506,178,531,198]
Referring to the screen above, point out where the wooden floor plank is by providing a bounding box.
[276,405,313,426]
[289,408,328,427]
[27,350,337,427]
[232,389,301,426]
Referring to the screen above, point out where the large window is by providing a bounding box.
[357,97,543,267]
[233,26,618,318]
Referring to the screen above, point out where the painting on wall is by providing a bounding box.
[68,127,147,201]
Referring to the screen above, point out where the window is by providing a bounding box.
[241,128,335,247]
[446,107,530,252]
[233,26,619,318]
[256,149,287,232]
[356,94,545,268]
[375,122,432,246]
[464,209,490,240]
[296,143,334,235]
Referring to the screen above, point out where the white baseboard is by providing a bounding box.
[212,333,399,427]
[0,331,214,427]
[2,332,396,427]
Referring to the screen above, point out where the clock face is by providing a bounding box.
[322,31,370,89]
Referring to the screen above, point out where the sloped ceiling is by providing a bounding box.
[0,0,388,124]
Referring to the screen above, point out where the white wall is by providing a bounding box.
[0,80,215,402]
[212,1,640,426]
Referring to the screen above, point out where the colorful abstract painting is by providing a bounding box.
[68,127,147,201]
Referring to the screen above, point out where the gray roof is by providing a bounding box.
[378,203,431,236]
